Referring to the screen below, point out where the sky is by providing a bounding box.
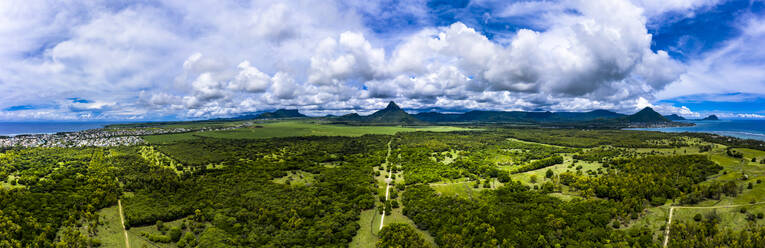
[1,0,764,121]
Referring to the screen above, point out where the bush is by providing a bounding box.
[498,172,511,183]
[391,200,400,208]
[545,169,554,179]
[157,220,168,232]
[89,238,102,247]
[650,196,666,206]
[147,233,172,243]
[515,156,564,173]
[693,213,702,222]
[169,227,183,242]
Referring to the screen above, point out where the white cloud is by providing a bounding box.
[0,0,757,120]
[229,61,272,93]
[656,16,765,100]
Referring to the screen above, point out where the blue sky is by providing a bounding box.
[1,0,764,120]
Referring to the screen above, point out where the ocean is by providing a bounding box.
[627,120,765,141]
[0,122,121,136]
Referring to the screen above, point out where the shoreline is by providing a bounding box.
[625,120,765,142]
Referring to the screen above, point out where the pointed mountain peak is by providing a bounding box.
[626,107,669,123]
[385,101,401,111]
[638,107,655,112]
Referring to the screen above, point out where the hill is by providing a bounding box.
[701,115,719,120]
[664,114,686,121]
[625,107,669,123]
[360,102,427,125]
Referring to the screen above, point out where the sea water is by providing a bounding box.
[0,122,119,136]
[627,120,765,141]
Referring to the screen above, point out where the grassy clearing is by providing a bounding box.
[623,146,765,237]
[0,175,24,189]
[127,217,189,248]
[671,204,765,231]
[430,181,477,198]
[349,209,378,248]
[509,154,602,186]
[271,170,318,186]
[92,205,127,248]
[143,132,201,144]
[196,121,471,139]
[145,121,472,144]
[624,205,670,239]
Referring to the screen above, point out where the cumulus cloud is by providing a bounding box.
[656,16,765,100]
[229,61,273,93]
[0,0,757,120]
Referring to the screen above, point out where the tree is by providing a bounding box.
[545,169,554,179]
[498,172,511,183]
[529,175,538,184]
[377,224,432,248]
[156,220,165,232]
[391,200,400,209]
[169,227,182,242]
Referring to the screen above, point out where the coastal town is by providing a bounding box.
[0,122,255,148]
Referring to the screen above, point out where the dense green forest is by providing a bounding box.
[2,124,765,247]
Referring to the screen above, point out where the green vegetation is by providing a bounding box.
[377,223,432,248]
[144,120,470,144]
[3,120,765,247]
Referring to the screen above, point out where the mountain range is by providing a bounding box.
[233,102,690,127]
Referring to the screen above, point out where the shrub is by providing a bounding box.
[169,227,183,242]
[693,213,702,222]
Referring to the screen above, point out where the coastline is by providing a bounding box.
[625,120,765,142]
[0,122,118,137]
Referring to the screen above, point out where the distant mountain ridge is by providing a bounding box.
[222,109,306,121]
[413,109,626,123]
[339,102,427,125]
[218,102,689,127]
[664,114,686,121]
[256,109,306,119]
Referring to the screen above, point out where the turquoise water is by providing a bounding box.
[0,122,121,136]
[627,120,765,141]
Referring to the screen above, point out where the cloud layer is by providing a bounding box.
[0,0,762,120]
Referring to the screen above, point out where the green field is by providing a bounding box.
[144,121,472,144]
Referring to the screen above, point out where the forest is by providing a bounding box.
[2,123,765,247]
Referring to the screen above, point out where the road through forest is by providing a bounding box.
[379,139,393,231]
[118,199,130,248]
